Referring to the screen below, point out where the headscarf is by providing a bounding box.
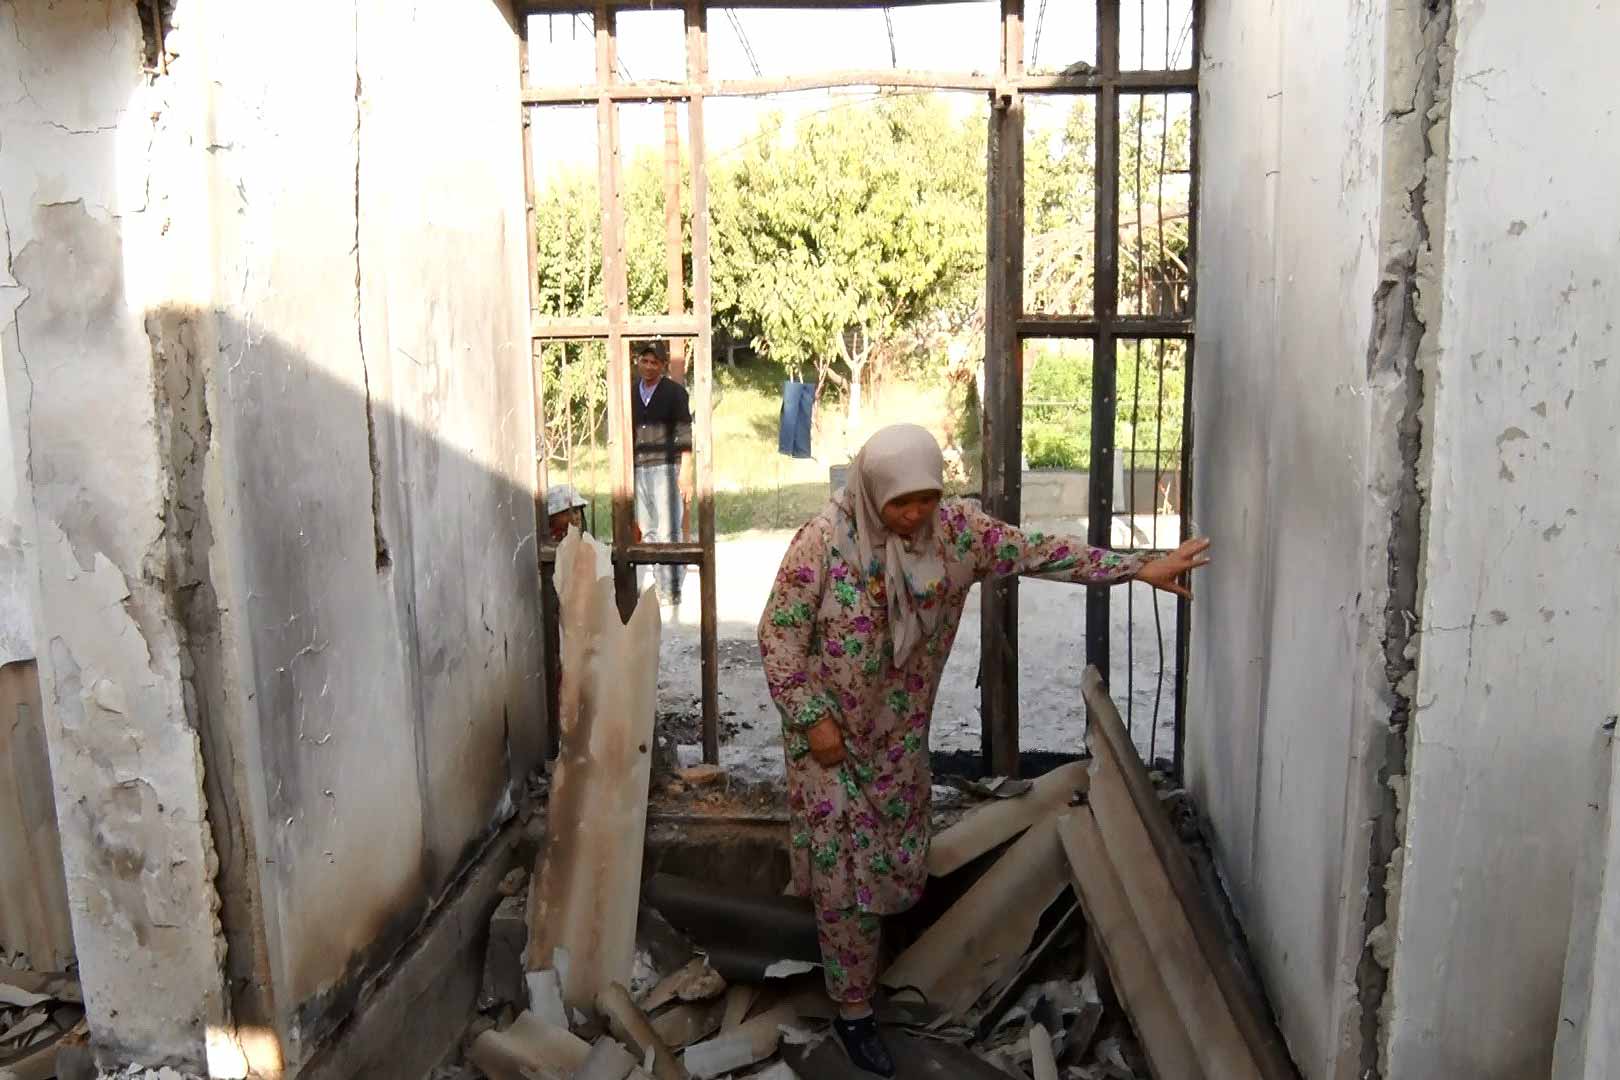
[837,424,947,668]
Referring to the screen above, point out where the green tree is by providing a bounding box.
[711,95,986,426]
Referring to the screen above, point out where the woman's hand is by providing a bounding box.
[808,717,847,767]
[1134,537,1212,600]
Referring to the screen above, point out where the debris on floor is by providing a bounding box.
[1074,667,1299,1080]
[0,965,85,1080]
[440,660,1292,1080]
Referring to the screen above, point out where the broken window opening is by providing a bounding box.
[524,0,1199,780]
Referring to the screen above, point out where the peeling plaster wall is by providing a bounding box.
[1189,2,1410,1076]
[0,376,34,666]
[0,0,231,1064]
[1385,2,1620,1075]
[2,0,541,1071]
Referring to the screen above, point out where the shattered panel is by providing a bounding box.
[528,529,661,1012]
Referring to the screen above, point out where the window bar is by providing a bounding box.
[593,1,639,619]
[1173,0,1201,779]
[686,0,722,766]
[1086,0,1121,706]
[1149,337,1168,766]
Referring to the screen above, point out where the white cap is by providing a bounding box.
[545,484,588,517]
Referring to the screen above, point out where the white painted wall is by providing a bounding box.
[1196,1,1620,1077]
[1385,2,1620,1075]
[1553,725,1619,1079]
[1,0,542,1071]
[1188,1,1399,1075]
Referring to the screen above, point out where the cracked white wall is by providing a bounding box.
[1189,2,1398,1076]
[1385,2,1620,1076]
[1,0,543,1072]
[0,0,231,1065]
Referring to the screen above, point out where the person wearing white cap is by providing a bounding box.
[544,484,589,543]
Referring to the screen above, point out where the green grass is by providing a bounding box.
[548,360,973,538]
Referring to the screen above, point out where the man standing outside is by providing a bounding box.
[631,342,693,612]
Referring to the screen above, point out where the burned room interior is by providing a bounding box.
[0,0,1616,1078]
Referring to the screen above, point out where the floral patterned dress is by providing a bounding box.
[757,498,1147,1002]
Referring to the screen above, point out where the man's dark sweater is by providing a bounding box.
[632,377,693,468]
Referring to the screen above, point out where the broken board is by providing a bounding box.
[882,813,1070,1017]
[527,528,662,1013]
[1058,810,1201,1080]
[1085,765,1259,1076]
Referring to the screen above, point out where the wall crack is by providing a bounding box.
[1357,1,1457,1076]
[352,20,390,573]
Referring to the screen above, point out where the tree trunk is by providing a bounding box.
[847,360,865,430]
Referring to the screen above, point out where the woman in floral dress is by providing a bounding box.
[758,424,1209,1075]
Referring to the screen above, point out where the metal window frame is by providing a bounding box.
[518,0,1199,775]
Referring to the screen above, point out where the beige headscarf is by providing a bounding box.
[838,424,948,668]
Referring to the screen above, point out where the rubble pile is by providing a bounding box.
[441,533,1292,1080]
[0,963,87,1080]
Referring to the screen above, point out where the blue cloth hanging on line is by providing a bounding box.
[779,380,815,459]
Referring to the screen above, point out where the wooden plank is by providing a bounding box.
[1088,760,1260,1076]
[521,15,557,771]
[1057,810,1202,1080]
[0,661,73,971]
[685,0,720,767]
[532,314,704,340]
[527,0,1011,11]
[1017,315,1192,339]
[541,541,705,566]
[541,560,562,759]
[591,0,638,620]
[977,0,1026,779]
[662,101,687,383]
[522,69,1196,106]
[1083,669,1298,1078]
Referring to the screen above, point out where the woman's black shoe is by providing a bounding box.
[832,1014,897,1077]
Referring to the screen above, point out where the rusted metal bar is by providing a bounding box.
[1086,0,1121,687]
[533,314,704,340]
[979,0,1025,780]
[686,0,721,767]
[592,0,639,620]
[520,69,1195,106]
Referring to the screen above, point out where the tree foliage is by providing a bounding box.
[530,90,1191,465]
[711,95,985,425]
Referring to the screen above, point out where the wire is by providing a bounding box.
[883,8,898,68]
[573,12,634,82]
[725,8,764,78]
[1030,0,1049,70]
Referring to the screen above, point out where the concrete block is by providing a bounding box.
[480,895,528,1011]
